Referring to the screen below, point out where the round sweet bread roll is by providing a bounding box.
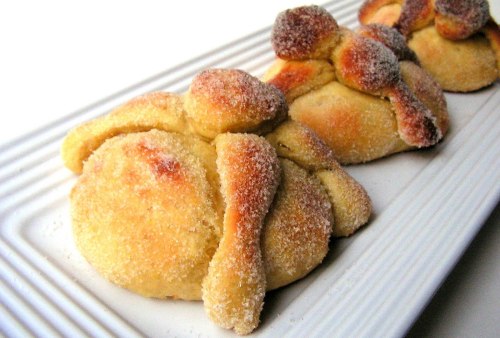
[63,66,373,335]
[358,0,500,92]
[71,130,222,300]
[264,5,448,164]
[69,128,345,335]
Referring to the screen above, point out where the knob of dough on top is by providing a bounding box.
[331,28,401,96]
[271,5,340,60]
[264,5,448,163]
[184,68,287,139]
[434,0,490,40]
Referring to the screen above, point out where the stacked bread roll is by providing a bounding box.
[62,68,371,334]
[359,0,500,92]
[264,5,449,164]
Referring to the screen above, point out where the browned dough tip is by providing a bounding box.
[272,5,340,60]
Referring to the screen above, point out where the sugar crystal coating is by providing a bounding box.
[358,0,499,91]
[271,5,339,60]
[203,134,281,335]
[358,24,419,63]
[396,0,435,35]
[334,33,400,94]
[185,69,287,138]
[71,130,220,300]
[263,158,333,290]
[435,0,490,39]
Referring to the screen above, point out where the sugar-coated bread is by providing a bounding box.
[286,81,409,164]
[71,130,221,300]
[62,67,372,335]
[359,0,402,27]
[202,134,280,335]
[61,92,186,174]
[408,25,498,92]
[62,69,287,175]
[264,5,448,164]
[434,0,490,40]
[262,158,333,290]
[271,5,340,60]
[358,0,499,92]
[184,69,287,139]
[262,58,336,102]
[399,61,449,135]
[265,120,372,236]
[331,28,400,95]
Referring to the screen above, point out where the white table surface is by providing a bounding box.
[1,1,499,337]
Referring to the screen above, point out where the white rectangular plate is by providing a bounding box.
[1,1,499,337]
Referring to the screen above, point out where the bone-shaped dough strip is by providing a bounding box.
[202,133,280,335]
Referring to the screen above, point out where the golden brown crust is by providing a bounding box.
[286,82,410,164]
[358,0,499,92]
[434,0,490,40]
[202,134,280,335]
[64,65,374,334]
[184,69,287,139]
[70,124,370,299]
[262,58,336,103]
[61,92,186,173]
[408,26,498,92]
[332,29,400,95]
[263,158,333,290]
[387,81,442,146]
[71,130,220,300]
[271,5,340,60]
[265,120,372,235]
[330,29,442,147]
[360,0,492,39]
[399,61,449,135]
[315,168,372,237]
[359,0,457,36]
[62,70,288,173]
[265,120,341,170]
[266,5,449,156]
